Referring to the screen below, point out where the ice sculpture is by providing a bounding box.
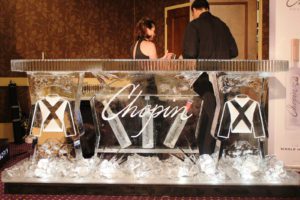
[217,94,267,159]
[5,59,298,191]
[29,94,80,159]
[30,94,77,138]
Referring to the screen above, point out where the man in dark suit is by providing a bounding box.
[183,0,238,59]
[182,0,238,155]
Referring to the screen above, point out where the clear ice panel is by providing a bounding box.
[28,72,82,104]
[215,72,269,155]
[7,60,298,185]
[27,72,84,159]
[90,72,202,152]
[89,71,269,154]
[26,70,270,157]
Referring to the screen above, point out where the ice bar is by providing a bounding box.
[2,59,299,196]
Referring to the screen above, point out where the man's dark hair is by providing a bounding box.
[191,0,210,11]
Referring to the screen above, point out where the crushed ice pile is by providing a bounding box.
[3,141,299,183]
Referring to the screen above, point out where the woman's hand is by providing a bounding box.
[162,50,176,59]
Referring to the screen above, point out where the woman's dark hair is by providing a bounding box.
[191,0,209,11]
[135,17,155,40]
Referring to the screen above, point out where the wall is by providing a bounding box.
[0,0,19,76]
[0,0,135,77]
[262,0,269,59]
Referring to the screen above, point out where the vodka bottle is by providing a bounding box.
[142,96,154,148]
[163,100,193,148]
[286,39,300,128]
[102,101,132,148]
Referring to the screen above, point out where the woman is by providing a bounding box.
[131,18,173,148]
[133,17,172,59]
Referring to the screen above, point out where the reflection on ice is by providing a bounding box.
[264,156,287,181]
[198,154,216,176]
[3,142,298,184]
[218,74,263,94]
[98,158,123,179]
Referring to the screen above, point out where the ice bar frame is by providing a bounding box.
[3,59,300,197]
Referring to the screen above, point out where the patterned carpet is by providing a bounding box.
[0,143,298,200]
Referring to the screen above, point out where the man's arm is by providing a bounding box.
[183,23,199,59]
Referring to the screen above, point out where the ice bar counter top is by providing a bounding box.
[2,59,300,197]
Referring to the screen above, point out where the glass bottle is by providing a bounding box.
[103,101,132,148]
[286,38,300,128]
[142,95,154,148]
[163,100,193,148]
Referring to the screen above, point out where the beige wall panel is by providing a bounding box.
[210,4,246,59]
[209,0,257,59]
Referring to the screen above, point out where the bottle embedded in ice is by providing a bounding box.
[142,96,154,148]
[286,39,300,128]
[163,100,193,148]
[102,101,132,148]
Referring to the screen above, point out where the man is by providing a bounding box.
[182,0,238,155]
[183,0,238,59]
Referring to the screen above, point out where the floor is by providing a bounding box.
[0,143,298,200]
